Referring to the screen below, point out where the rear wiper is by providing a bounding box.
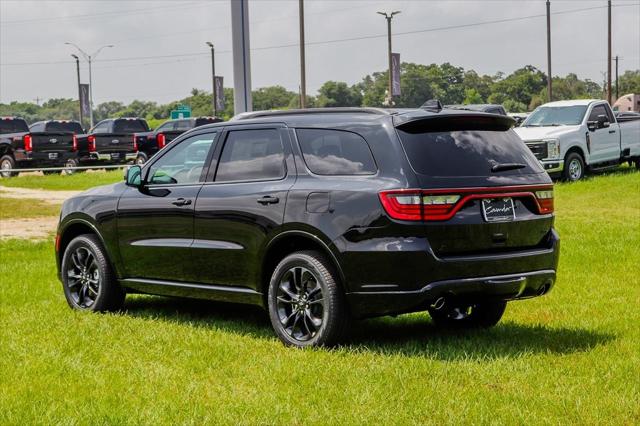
[491,162,526,172]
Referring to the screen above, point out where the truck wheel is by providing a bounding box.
[61,234,125,312]
[428,300,507,329]
[562,152,585,182]
[267,251,350,348]
[635,159,640,170]
[43,170,60,175]
[0,155,18,178]
[63,158,82,175]
[135,153,148,165]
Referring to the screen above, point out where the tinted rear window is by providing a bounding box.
[0,119,29,134]
[296,129,377,175]
[397,129,542,177]
[45,121,84,133]
[215,129,285,182]
[114,119,148,133]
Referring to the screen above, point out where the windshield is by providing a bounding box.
[522,105,587,127]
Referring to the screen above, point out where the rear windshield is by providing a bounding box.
[45,121,84,133]
[114,119,148,133]
[397,128,542,177]
[0,118,29,134]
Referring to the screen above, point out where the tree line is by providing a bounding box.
[2,63,639,128]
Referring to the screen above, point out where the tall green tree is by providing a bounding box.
[316,81,362,107]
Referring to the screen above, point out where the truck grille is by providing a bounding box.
[526,141,548,160]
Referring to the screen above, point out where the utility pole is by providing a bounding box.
[377,10,400,106]
[71,54,83,125]
[299,0,306,109]
[65,42,114,127]
[546,0,552,102]
[206,42,217,116]
[607,0,612,104]
[614,55,619,101]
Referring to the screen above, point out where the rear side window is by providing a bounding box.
[296,129,377,175]
[156,121,175,132]
[45,121,84,133]
[114,119,148,133]
[397,128,542,177]
[175,120,192,131]
[215,129,285,182]
[92,121,109,134]
[0,118,29,134]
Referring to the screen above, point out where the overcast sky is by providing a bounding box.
[1,0,639,105]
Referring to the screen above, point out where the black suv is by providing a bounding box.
[55,107,559,348]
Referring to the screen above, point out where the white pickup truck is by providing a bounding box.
[514,99,640,181]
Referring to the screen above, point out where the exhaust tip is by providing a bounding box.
[431,297,446,310]
[537,283,549,296]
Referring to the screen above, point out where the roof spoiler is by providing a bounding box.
[395,112,515,132]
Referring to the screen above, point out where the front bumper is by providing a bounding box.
[539,159,563,174]
[89,152,137,163]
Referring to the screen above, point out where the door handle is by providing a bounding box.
[171,198,192,206]
[257,196,279,205]
[608,130,616,133]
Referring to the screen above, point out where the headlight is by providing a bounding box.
[544,139,560,159]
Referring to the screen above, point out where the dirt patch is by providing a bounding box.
[0,185,80,204]
[0,217,58,240]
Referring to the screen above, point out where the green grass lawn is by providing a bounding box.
[1,171,639,424]
[0,169,123,191]
[0,196,61,220]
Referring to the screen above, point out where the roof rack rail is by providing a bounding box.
[231,107,393,121]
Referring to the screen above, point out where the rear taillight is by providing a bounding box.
[23,134,32,151]
[132,134,138,151]
[535,190,554,214]
[72,135,78,152]
[88,135,96,152]
[157,133,166,149]
[380,186,554,221]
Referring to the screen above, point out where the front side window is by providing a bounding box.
[588,105,612,122]
[156,121,175,132]
[147,133,216,185]
[215,129,286,182]
[296,128,377,175]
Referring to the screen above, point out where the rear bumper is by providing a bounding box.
[89,152,137,163]
[347,269,556,318]
[16,151,76,166]
[341,228,560,318]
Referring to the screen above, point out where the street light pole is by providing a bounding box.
[607,0,612,104]
[377,11,400,106]
[71,54,83,126]
[65,42,114,128]
[299,0,306,109]
[206,42,217,116]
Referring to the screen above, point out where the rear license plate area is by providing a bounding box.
[110,153,121,160]
[48,152,58,159]
[481,198,515,222]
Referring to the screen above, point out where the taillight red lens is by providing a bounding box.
[23,134,32,151]
[72,135,78,151]
[157,133,166,149]
[88,135,96,152]
[132,134,138,151]
[378,190,423,221]
[535,190,554,214]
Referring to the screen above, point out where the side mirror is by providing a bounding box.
[587,121,598,132]
[124,165,143,187]
[597,114,610,129]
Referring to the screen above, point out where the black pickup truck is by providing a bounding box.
[1,117,81,178]
[133,116,222,164]
[78,118,149,165]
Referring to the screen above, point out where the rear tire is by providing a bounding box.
[267,251,349,348]
[63,158,82,175]
[562,152,585,182]
[429,300,507,329]
[61,234,125,312]
[0,155,18,178]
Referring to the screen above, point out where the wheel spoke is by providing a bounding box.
[278,282,297,300]
[308,298,324,306]
[71,252,83,270]
[87,284,99,297]
[307,283,321,298]
[301,313,313,338]
[276,295,295,305]
[281,310,297,327]
[305,308,323,328]
[83,251,94,268]
[293,267,302,292]
[288,312,301,337]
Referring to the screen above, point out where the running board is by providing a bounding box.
[121,278,263,306]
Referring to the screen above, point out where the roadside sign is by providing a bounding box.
[170,104,191,119]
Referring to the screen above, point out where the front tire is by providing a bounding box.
[267,251,349,348]
[61,234,125,312]
[563,152,585,182]
[428,300,507,329]
[0,155,18,178]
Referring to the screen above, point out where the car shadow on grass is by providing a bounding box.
[123,295,614,360]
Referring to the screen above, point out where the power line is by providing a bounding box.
[2,3,637,67]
